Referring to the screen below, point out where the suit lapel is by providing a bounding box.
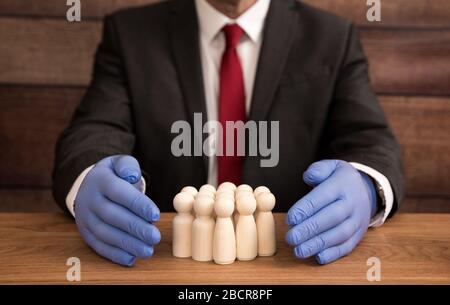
[168,0,298,180]
[169,0,209,173]
[248,0,298,122]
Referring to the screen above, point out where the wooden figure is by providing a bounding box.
[213,197,236,265]
[172,192,195,258]
[256,192,276,256]
[235,195,258,261]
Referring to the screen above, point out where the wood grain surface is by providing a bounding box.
[0,189,60,213]
[380,96,450,197]
[1,0,449,28]
[1,18,449,94]
[0,86,81,187]
[0,18,102,86]
[0,213,449,284]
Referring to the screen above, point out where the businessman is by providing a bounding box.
[53,0,404,266]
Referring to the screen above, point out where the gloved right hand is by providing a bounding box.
[75,155,161,266]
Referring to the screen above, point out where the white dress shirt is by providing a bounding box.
[66,0,393,227]
[196,0,270,189]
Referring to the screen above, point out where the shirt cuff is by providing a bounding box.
[349,162,394,228]
[65,165,147,218]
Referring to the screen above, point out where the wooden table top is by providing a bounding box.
[0,213,449,284]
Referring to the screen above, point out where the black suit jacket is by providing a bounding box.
[53,0,405,214]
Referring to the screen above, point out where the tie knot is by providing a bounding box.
[223,24,243,49]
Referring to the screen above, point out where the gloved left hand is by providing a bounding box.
[286,160,378,264]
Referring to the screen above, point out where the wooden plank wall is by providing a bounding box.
[0,0,449,212]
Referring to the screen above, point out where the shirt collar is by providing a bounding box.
[195,0,271,43]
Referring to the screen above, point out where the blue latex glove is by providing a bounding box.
[75,155,161,266]
[286,160,377,264]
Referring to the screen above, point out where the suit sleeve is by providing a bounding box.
[320,24,405,217]
[52,15,135,214]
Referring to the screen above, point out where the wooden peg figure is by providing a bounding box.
[198,191,215,200]
[256,192,276,256]
[172,192,195,258]
[235,195,258,261]
[253,186,270,198]
[181,186,198,216]
[234,191,252,224]
[218,182,236,191]
[213,197,236,265]
[181,186,198,198]
[236,184,253,193]
[216,187,234,197]
[192,195,215,262]
[199,184,216,193]
[253,186,271,220]
[215,191,235,201]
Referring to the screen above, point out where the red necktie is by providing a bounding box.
[218,24,246,185]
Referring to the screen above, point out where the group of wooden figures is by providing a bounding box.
[172,182,277,265]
